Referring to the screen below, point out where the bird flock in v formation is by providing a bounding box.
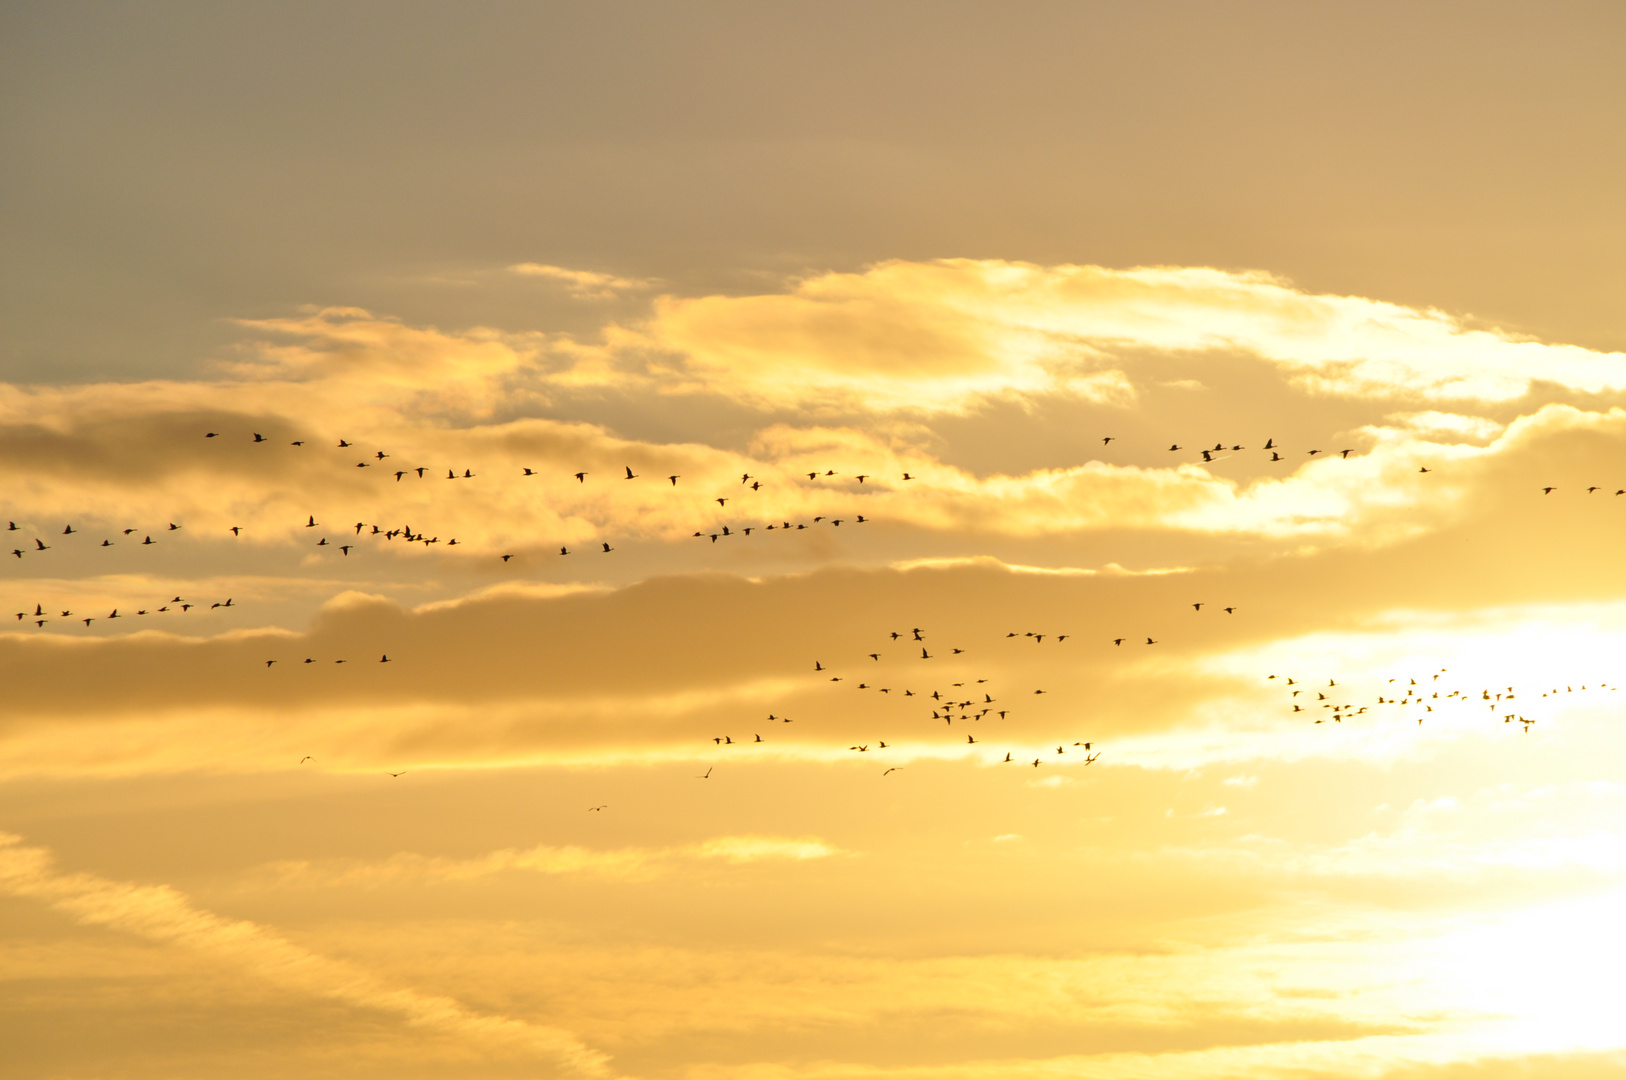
[1,426,1592,780]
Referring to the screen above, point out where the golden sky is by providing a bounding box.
[4,4,1626,1078]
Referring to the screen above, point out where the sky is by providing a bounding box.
[4,3,1626,1078]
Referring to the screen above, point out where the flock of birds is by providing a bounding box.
[1266,668,1614,732]
[694,626,1105,774]
[2,426,1605,784]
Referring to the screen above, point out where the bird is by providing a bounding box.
[1340,449,1354,458]
[574,472,586,482]
[697,767,712,779]
[1419,466,1432,473]
[306,516,317,527]
[668,475,680,485]
[501,554,513,562]
[338,439,351,447]
[624,466,638,479]
[386,771,405,778]
[523,468,536,476]
[1168,444,1182,451]
[1146,637,1157,644]
[560,546,570,555]
[1193,603,1203,611]
[253,433,265,442]
[380,654,391,663]
[588,805,607,811]
[602,542,613,552]
[1102,437,1114,445]
[1543,487,1556,494]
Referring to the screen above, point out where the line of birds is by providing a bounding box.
[11,596,231,627]
[6,520,181,561]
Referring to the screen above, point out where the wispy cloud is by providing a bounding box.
[509,263,653,299]
[0,832,614,1075]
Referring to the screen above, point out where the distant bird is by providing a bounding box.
[902,472,914,480]
[1168,444,1182,451]
[1102,437,1114,445]
[716,497,728,506]
[1146,637,1157,644]
[574,472,586,482]
[306,516,317,527]
[501,554,513,562]
[1340,449,1354,458]
[230,526,241,535]
[266,660,276,667]
[668,475,680,485]
[205,432,218,438]
[624,466,638,479]
[601,542,613,552]
[253,433,265,442]
[1543,487,1556,494]
[560,546,570,555]
[34,538,48,550]
[338,439,351,447]
[697,767,712,779]
[588,805,607,811]
[380,654,391,663]
[1270,452,1282,461]
[1264,438,1275,449]
[1419,466,1432,473]
[1193,603,1203,611]
[142,536,154,545]
[856,474,868,483]
[386,771,405,778]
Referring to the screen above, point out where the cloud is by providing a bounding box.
[641,260,1626,414]
[509,263,653,299]
[0,832,614,1075]
[254,834,845,889]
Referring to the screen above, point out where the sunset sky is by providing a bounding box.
[4,4,1626,1078]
